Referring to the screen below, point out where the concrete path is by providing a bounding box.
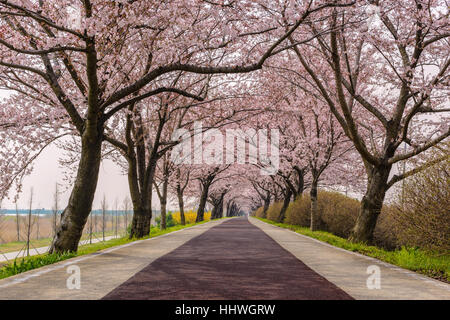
[249,218,450,300]
[0,217,448,300]
[0,219,226,299]
[0,235,120,263]
[102,218,352,300]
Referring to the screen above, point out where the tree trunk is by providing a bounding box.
[211,204,218,219]
[129,182,153,238]
[349,165,391,243]
[278,188,292,222]
[211,193,225,220]
[196,184,209,222]
[128,150,157,239]
[217,196,224,219]
[15,206,20,242]
[160,200,167,229]
[227,202,240,217]
[310,179,320,231]
[130,205,152,238]
[177,188,186,225]
[50,131,103,253]
[127,152,150,238]
[155,171,169,230]
[262,193,270,218]
[295,167,305,199]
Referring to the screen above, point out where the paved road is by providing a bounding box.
[0,217,449,300]
[103,217,352,300]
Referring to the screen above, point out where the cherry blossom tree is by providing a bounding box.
[261,63,363,229]
[286,1,449,242]
[0,0,355,252]
[171,166,191,225]
[248,174,275,218]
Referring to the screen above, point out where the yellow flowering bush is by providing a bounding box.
[172,210,211,224]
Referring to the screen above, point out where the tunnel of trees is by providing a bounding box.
[0,0,448,255]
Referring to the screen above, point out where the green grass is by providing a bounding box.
[0,252,78,278]
[256,217,450,283]
[0,220,212,280]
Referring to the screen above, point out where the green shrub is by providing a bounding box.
[253,206,264,218]
[319,191,359,238]
[266,202,283,221]
[373,206,400,250]
[166,212,176,228]
[156,212,177,229]
[386,159,449,253]
[285,195,310,227]
[283,191,359,238]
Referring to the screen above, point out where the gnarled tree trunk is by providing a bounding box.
[50,128,103,253]
[158,177,169,230]
[262,192,270,218]
[278,187,292,222]
[130,204,151,238]
[129,161,156,238]
[177,187,186,225]
[196,184,209,222]
[349,164,391,243]
[129,187,153,238]
[211,191,226,219]
[310,179,320,231]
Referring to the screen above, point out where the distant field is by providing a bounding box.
[0,213,132,254]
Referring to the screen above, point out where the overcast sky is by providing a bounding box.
[1,141,133,210]
[0,89,137,210]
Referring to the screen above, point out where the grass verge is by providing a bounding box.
[256,217,450,283]
[0,219,213,280]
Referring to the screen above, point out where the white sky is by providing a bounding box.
[0,89,140,211]
[0,139,179,211]
[1,141,132,210]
